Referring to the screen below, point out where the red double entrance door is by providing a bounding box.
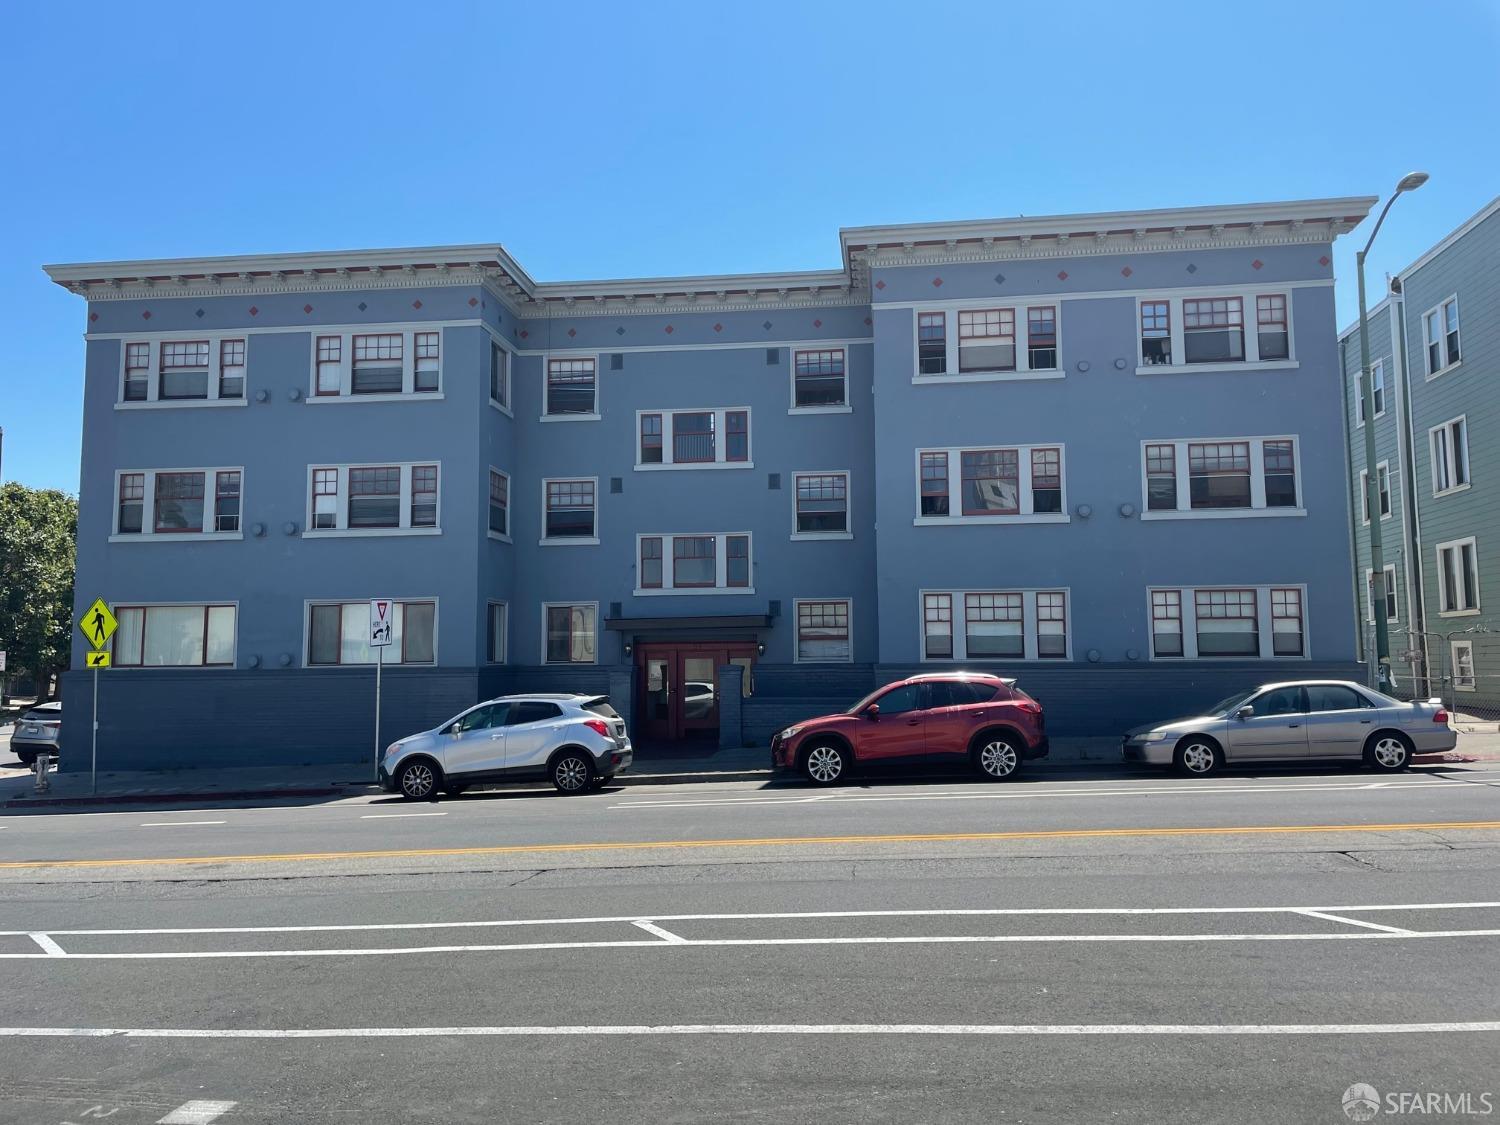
[635,642,756,743]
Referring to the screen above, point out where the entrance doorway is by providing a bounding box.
[635,642,756,745]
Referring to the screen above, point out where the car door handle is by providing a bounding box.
[906,719,921,726]
[1360,720,1372,724]
[1287,723,1301,728]
[973,711,989,718]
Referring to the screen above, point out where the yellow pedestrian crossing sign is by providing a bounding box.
[80,598,118,649]
[86,650,111,668]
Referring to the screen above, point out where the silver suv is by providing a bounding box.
[380,694,632,800]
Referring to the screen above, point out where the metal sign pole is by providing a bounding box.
[91,663,99,796]
[374,641,383,783]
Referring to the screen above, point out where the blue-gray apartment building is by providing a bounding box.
[45,196,1377,771]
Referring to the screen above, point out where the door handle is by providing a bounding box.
[1360,719,1373,724]
[906,719,921,726]
[1288,724,1301,728]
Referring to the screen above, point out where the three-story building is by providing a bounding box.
[47,196,1375,771]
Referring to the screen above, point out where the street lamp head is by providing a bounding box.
[1396,171,1430,193]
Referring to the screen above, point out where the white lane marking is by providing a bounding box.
[27,932,66,956]
[608,778,1458,810]
[5,1022,1499,1039]
[1294,909,1417,935]
[360,812,447,819]
[4,929,1500,960]
[157,1101,238,1125]
[632,920,687,944]
[139,821,226,828]
[4,901,1496,938]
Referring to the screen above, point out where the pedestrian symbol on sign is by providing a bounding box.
[369,600,394,648]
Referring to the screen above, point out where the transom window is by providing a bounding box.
[547,358,598,416]
[1143,437,1300,516]
[1430,416,1470,495]
[545,604,597,664]
[543,479,597,541]
[309,328,445,398]
[1423,297,1461,375]
[921,589,1069,661]
[793,472,850,537]
[112,468,244,539]
[917,445,1066,523]
[305,463,442,534]
[1437,537,1480,615]
[792,349,847,408]
[308,600,436,666]
[1149,585,1306,660]
[795,599,851,662]
[488,469,510,537]
[635,408,750,468]
[113,604,237,668]
[1137,292,1291,369]
[635,533,751,594]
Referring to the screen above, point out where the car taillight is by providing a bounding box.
[1017,701,1042,715]
[583,719,610,737]
[1433,709,1449,724]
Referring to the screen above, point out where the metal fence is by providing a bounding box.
[1363,623,1500,721]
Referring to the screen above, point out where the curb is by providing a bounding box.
[4,785,354,809]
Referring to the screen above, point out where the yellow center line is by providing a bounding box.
[2,820,1499,870]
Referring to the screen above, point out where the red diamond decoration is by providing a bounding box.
[303,304,313,314]
[874,280,886,290]
[88,312,98,322]
[141,310,152,320]
[1251,259,1264,270]
[932,277,943,288]
[412,299,422,310]
[1319,255,1330,267]
[665,325,674,335]
[1056,271,1068,281]
[1120,266,1133,278]
[248,307,258,317]
[567,328,577,338]
[519,330,529,339]
[864,317,872,326]
[713,323,723,333]
[468,297,479,307]
[813,319,822,328]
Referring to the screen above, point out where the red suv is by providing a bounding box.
[770,673,1048,785]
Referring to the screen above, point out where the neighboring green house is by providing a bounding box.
[1340,195,1500,714]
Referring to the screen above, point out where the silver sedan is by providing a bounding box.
[1122,680,1457,776]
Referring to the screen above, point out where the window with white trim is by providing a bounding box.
[488,469,509,537]
[489,340,510,408]
[1377,462,1393,519]
[1437,537,1480,614]
[1451,640,1476,692]
[113,604,237,668]
[124,342,150,401]
[635,533,751,594]
[1430,416,1470,495]
[1366,564,1399,624]
[918,312,946,374]
[792,349,847,408]
[635,408,751,468]
[544,603,597,664]
[546,358,597,416]
[920,589,1070,661]
[1136,292,1293,369]
[307,328,444,398]
[1148,585,1307,659]
[304,463,442,534]
[793,472,849,537]
[118,337,250,406]
[308,600,436,665]
[795,599,851,662]
[486,602,507,664]
[1141,437,1300,516]
[111,468,244,539]
[1423,297,1461,375]
[958,309,1015,372]
[917,303,1061,378]
[915,445,1067,524]
[543,479,597,541]
[218,340,246,399]
[159,340,211,399]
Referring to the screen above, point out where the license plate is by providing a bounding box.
[24,727,40,735]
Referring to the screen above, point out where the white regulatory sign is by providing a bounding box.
[369,600,394,648]
[0,650,6,673]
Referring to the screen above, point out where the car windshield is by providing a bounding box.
[845,686,891,715]
[1204,690,1259,717]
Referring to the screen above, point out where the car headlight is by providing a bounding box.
[780,726,802,741]
[384,742,402,757]
[1138,731,1171,744]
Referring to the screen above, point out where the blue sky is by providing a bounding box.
[3,0,1496,493]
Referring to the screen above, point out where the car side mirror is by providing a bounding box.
[865,703,880,720]
[448,724,463,736]
[1236,705,1254,720]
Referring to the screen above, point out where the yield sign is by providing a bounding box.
[369,600,394,648]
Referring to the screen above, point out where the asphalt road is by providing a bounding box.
[2,765,1498,1124]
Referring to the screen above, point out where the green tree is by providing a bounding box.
[0,482,77,702]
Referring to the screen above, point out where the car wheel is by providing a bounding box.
[1365,732,1412,772]
[1174,739,1222,777]
[801,742,849,786]
[397,759,441,801]
[551,752,595,795]
[973,734,1021,781]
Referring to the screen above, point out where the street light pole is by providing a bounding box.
[1357,171,1428,691]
